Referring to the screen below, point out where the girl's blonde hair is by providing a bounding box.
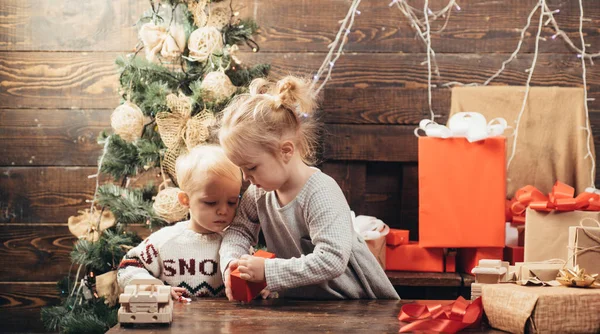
[218,76,320,165]
[175,145,242,194]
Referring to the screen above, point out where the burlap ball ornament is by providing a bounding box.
[207,6,230,30]
[188,27,223,62]
[68,209,116,242]
[111,102,144,142]
[153,187,188,223]
[200,71,237,101]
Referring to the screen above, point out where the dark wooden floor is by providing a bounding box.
[107,298,505,333]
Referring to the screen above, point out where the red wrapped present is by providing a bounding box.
[419,137,506,247]
[503,246,524,265]
[386,242,455,272]
[230,250,276,302]
[386,229,409,246]
[457,248,503,274]
[508,181,600,225]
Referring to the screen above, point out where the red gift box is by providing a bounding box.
[386,242,455,272]
[386,229,409,246]
[418,137,506,247]
[230,250,276,302]
[503,246,524,265]
[457,247,503,274]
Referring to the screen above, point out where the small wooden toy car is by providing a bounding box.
[118,278,173,325]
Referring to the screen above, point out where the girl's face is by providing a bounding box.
[228,145,288,192]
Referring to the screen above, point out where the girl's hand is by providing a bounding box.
[224,260,239,301]
[170,287,187,300]
[259,288,279,299]
[237,254,266,282]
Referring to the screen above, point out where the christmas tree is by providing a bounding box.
[41,1,269,332]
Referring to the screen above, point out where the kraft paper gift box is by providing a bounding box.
[524,208,600,262]
[352,214,392,270]
[482,284,600,334]
[230,250,276,302]
[567,226,600,275]
[457,247,504,274]
[419,137,506,247]
[386,242,455,272]
[516,262,563,282]
[365,236,386,270]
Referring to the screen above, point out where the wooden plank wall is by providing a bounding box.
[2,0,600,331]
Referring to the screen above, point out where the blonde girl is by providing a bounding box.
[217,76,399,300]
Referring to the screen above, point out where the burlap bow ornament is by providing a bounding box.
[68,209,116,242]
[139,23,186,63]
[156,93,216,181]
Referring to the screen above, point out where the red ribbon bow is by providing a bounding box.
[507,181,600,224]
[398,296,483,333]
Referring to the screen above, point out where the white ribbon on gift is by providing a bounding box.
[414,112,508,142]
[351,211,390,240]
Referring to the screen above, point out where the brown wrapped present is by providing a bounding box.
[567,226,600,275]
[524,208,600,262]
[482,284,600,333]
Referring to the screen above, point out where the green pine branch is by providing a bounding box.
[226,63,270,87]
[224,19,259,46]
[100,135,143,181]
[96,184,165,228]
[71,227,142,273]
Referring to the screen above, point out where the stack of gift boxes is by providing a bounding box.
[390,112,600,333]
[385,118,507,274]
[385,113,599,281]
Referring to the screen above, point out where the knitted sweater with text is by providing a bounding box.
[117,221,225,297]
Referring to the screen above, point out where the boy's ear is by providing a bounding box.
[178,192,190,207]
[280,140,295,163]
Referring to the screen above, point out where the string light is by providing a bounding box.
[311,0,596,187]
[391,0,459,119]
[415,1,596,187]
[577,0,595,188]
[506,0,546,174]
[311,0,362,95]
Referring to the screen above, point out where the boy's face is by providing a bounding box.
[181,172,241,234]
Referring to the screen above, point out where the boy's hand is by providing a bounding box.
[237,254,265,282]
[170,287,187,300]
[224,260,239,301]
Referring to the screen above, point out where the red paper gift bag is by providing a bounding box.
[419,137,506,247]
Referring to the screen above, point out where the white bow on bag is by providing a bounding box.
[415,112,508,142]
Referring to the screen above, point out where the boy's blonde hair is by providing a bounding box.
[218,76,320,165]
[175,145,242,193]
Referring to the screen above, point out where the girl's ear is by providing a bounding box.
[178,192,190,207]
[280,140,295,163]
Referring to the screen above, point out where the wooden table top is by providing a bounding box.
[107,298,505,333]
